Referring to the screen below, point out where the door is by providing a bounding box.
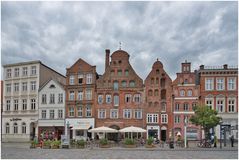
[161,130,166,142]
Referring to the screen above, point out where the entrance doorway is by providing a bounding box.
[161,130,166,141]
[108,125,120,142]
[148,129,158,138]
[30,122,36,140]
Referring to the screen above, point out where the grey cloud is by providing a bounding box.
[1,1,237,81]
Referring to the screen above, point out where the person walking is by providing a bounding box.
[214,135,217,148]
[230,134,234,147]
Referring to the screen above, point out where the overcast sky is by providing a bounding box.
[1,1,238,80]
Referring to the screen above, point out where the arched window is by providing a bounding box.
[180,90,185,96]
[160,78,165,88]
[161,102,166,112]
[129,80,135,87]
[161,89,166,100]
[154,89,159,96]
[151,78,154,85]
[6,123,10,134]
[13,123,18,134]
[22,122,26,134]
[187,90,192,96]
[156,78,159,85]
[113,81,119,90]
[121,80,127,87]
[148,90,153,96]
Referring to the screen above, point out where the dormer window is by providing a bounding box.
[49,84,55,88]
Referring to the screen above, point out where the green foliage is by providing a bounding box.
[76,139,86,146]
[51,140,61,146]
[43,140,52,146]
[190,105,222,139]
[124,138,135,145]
[146,137,154,145]
[99,138,108,145]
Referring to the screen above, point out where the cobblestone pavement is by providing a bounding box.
[1,143,238,159]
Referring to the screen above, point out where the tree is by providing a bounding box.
[190,105,222,140]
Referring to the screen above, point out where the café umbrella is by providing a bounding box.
[119,126,146,139]
[88,126,118,139]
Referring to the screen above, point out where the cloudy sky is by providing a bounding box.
[1,1,238,80]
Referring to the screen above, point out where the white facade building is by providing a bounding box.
[2,61,65,142]
[38,79,65,140]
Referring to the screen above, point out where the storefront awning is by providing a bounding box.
[71,125,91,130]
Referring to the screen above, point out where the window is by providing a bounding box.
[22,67,28,76]
[86,105,92,117]
[121,81,127,87]
[98,109,106,119]
[106,94,111,104]
[156,78,159,84]
[13,123,18,134]
[175,103,180,111]
[22,99,27,110]
[14,99,18,111]
[228,99,235,113]
[216,99,224,113]
[187,90,192,96]
[50,110,54,119]
[206,99,213,110]
[69,75,75,85]
[183,103,189,111]
[42,94,47,104]
[6,100,11,111]
[205,78,214,90]
[76,130,84,136]
[86,89,92,100]
[161,89,166,99]
[58,110,63,119]
[125,69,129,76]
[228,78,236,90]
[14,83,19,92]
[134,94,141,103]
[123,109,131,119]
[58,93,63,103]
[69,91,75,100]
[118,70,122,76]
[148,90,153,96]
[31,66,36,75]
[161,102,166,112]
[161,114,168,123]
[86,74,93,84]
[129,81,135,87]
[180,90,185,96]
[6,84,11,93]
[78,74,83,84]
[125,94,131,103]
[110,109,118,119]
[6,123,10,134]
[77,106,83,117]
[14,68,19,77]
[184,115,189,124]
[113,81,119,90]
[42,110,46,119]
[50,94,55,104]
[22,122,26,134]
[31,99,36,110]
[134,109,142,119]
[154,89,159,96]
[216,78,224,90]
[31,81,36,91]
[174,116,180,123]
[151,78,154,85]
[6,69,11,78]
[69,107,74,117]
[22,82,27,91]
[98,95,103,104]
[156,69,160,74]
[147,114,158,123]
[78,91,83,101]
[113,95,119,106]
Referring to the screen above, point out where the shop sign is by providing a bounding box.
[10,118,22,121]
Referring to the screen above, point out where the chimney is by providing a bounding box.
[223,64,228,69]
[200,65,204,70]
[105,49,110,71]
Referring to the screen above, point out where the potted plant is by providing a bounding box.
[42,140,51,149]
[70,139,76,148]
[124,138,136,148]
[76,139,86,149]
[145,137,155,148]
[30,140,37,149]
[51,140,61,149]
[99,138,110,148]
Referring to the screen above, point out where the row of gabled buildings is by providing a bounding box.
[1,49,238,142]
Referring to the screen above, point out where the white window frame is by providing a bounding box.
[125,94,131,103]
[6,84,11,93]
[161,114,168,124]
[69,107,74,117]
[22,99,27,110]
[14,83,19,92]
[98,109,106,119]
[86,89,92,100]
[6,69,11,78]
[216,99,224,113]
[14,68,19,77]
[22,123,26,134]
[180,90,185,96]
[228,77,236,90]
[86,74,93,84]
[175,103,180,111]
[114,95,119,106]
[50,94,55,104]
[42,110,47,119]
[69,91,75,100]
[106,94,111,104]
[6,100,11,111]
[86,105,92,117]
[78,91,83,101]
[58,109,63,119]
[14,99,18,111]
[110,109,118,119]
[174,115,180,123]
[205,98,214,110]
[58,93,63,103]
[98,95,103,104]
[69,75,75,85]
[77,106,83,117]
[31,66,36,75]
[31,99,36,110]
[50,110,54,119]
[22,67,28,76]
[22,82,27,92]
[6,123,10,134]
[147,114,158,123]
[30,81,36,91]
[133,94,141,103]
[205,78,214,91]
[187,90,192,96]
[134,109,142,119]
[216,78,224,91]
[123,109,131,119]
[228,98,236,113]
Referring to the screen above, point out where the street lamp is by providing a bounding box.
[219,119,223,149]
[184,117,188,148]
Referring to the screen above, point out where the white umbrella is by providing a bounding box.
[119,126,146,139]
[88,126,118,133]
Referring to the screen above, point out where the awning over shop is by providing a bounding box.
[71,125,91,130]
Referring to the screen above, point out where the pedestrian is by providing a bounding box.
[211,134,214,145]
[214,135,217,148]
[230,134,234,147]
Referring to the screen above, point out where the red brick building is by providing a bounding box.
[172,61,201,141]
[65,59,98,140]
[95,49,144,140]
[198,64,238,140]
[144,59,173,141]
